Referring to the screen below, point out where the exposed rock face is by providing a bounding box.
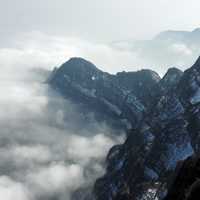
[48,56,200,200]
[159,67,183,93]
[49,57,161,130]
[93,57,200,200]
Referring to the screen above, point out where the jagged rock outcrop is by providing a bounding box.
[48,56,200,200]
[49,57,161,130]
[94,57,200,200]
[159,67,183,92]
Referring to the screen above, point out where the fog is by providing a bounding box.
[0,42,124,200]
[1,31,199,78]
[1,0,200,42]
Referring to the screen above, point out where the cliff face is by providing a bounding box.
[49,56,200,200]
[49,57,161,131]
[94,57,200,200]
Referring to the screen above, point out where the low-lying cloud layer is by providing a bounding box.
[0,43,124,200]
[1,30,200,78]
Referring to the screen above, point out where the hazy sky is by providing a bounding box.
[1,0,200,42]
[0,0,200,75]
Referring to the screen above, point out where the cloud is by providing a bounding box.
[170,43,192,56]
[0,176,31,200]
[26,163,84,199]
[11,145,52,164]
[67,134,117,162]
[0,35,125,200]
[1,31,199,78]
[0,31,152,75]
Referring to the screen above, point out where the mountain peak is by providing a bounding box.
[159,67,183,91]
[65,57,99,71]
[163,67,183,79]
[68,57,93,64]
[55,57,102,79]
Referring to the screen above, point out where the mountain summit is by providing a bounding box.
[49,58,161,130]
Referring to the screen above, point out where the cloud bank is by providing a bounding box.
[1,30,200,78]
[0,38,124,200]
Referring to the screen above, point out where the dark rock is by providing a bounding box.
[164,155,200,200]
[159,67,183,92]
[94,57,200,200]
[49,57,161,130]
[48,56,200,200]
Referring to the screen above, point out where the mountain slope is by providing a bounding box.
[94,57,200,200]
[48,56,200,200]
[49,57,161,130]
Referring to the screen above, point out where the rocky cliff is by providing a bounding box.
[48,56,200,200]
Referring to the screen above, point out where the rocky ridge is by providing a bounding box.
[48,56,200,200]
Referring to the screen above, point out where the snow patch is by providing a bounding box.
[91,76,96,81]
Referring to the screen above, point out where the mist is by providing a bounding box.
[0,40,124,200]
[1,31,200,78]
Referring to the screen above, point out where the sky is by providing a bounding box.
[1,0,200,42]
[0,0,200,76]
[0,0,200,75]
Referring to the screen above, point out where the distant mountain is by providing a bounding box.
[111,28,200,75]
[154,28,200,43]
[48,56,200,200]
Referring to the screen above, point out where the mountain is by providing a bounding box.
[94,57,200,200]
[111,28,200,75]
[159,67,183,92]
[48,56,200,200]
[154,28,200,44]
[49,57,161,131]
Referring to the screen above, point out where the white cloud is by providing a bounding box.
[1,31,198,77]
[0,39,124,200]
[66,134,120,165]
[170,43,193,56]
[0,31,148,75]
[12,145,52,164]
[0,176,32,200]
[27,163,84,195]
